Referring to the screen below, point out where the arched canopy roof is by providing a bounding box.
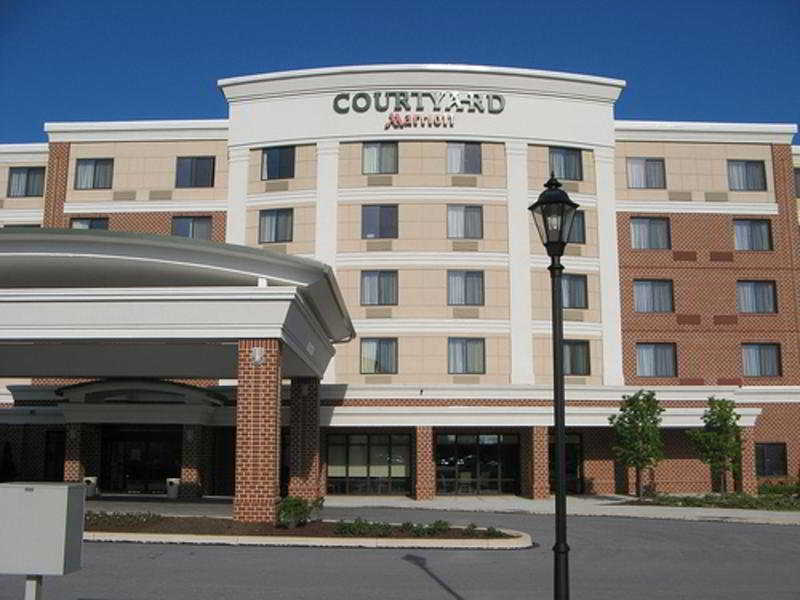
[55,378,226,406]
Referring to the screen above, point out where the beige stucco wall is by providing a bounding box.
[533,335,603,385]
[531,270,601,322]
[247,144,316,194]
[528,145,596,195]
[338,141,506,188]
[614,142,775,203]
[244,203,315,254]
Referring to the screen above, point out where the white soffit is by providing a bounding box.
[615,120,797,144]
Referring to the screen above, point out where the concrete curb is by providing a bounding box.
[84,527,532,549]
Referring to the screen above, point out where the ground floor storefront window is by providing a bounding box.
[100,425,181,494]
[436,432,520,494]
[326,433,411,494]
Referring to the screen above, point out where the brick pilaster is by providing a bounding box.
[43,142,70,228]
[738,426,758,495]
[234,339,282,523]
[288,377,323,501]
[521,426,551,499]
[63,423,101,484]
[179,424,207,498]
[413,426,435,500]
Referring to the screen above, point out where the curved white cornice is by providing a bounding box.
[338,187,508,204]
[336,251,509,269]
[246,190,317,207]
[527,191,597,208]
[0,144,49,163]
[63,201,228,214]
[615,120,797,145]
[616,201,778,215]
[530,255,600,272]
[349,319,601,337]
[44,119,229,143]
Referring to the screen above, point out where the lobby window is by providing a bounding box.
[447,142,481,174]
[627,158,666,189]
[562,274,588,309]
[549,147,582,181]
[742,343,781,377]
[259,208,293,243]
[447,270,484,306]
[7,167,45,197]
[564,340,590,375]
[262,146,295,180]
[361,204,397,239]
[636,343,676,377]
[71,218,108,230]
[794,168,799,198]
[360,338,397,374]
[630,217,670,249]
[756,443,787,477]
[171,216,212,240]
[176,156,215,188]
[734,219,772,250]
[728,160,766,191]
[447,205,482,239]
[633,280,674,313]
[448,338,485,374]
[362,142,398,174]
[567,211,586,244]
[361,271,398,305]
[326,433,411,495]
[75,159,113,190]
[737,281,776,313]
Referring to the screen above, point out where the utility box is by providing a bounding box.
[166,477,181,500]
[0,482,84,576]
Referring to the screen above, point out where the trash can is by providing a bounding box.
[166,478,181,499]
[83,477,98,499]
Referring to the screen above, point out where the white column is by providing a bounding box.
[225,146,250,245]
[595,145,624,385]
[506,141,535,384]
[316,140,340,383]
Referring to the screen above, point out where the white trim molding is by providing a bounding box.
[0,209,44,224]
[615,120,797,145]
[336,252,509,269]
[350,319,601,337]
[530,255,600,272]
[0,144,49,164]
[45,119,229,143]
[338,187,508,205]
[616,201,779,216]
[63,201,228,214]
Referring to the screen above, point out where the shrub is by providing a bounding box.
[277,496,313,528]
[426,520,450,535]
[484,527,505,538]
[465,523,478,534]
[759,481,800,496]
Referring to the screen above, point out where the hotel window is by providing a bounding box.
[71,218,108,230]
[75,159,113,190]
[448,338,485,374]
[447,271,484,306]
[567,211,585,244]
[447,142,481,174]
[561,274,588,309]
[362,142,398,174]
[756,443,787,477]
[7,167,45,197]
[734,219,772,250]
[447,205,483,239]
[176,156,215,188]
[171,216,212,240]
[742,343,781,377]
[630,217,670,249]
[262,146,295,180]
[361,271,398,305]
[737,281,776,313]
[360,338,397,374]
[633,280,674,313]
[728,160,766,191]
[564,340,590,375]
[549,147,582,181]
[326,433,411,495]
[794,168,799,198]
[259,208,293,243]
[636,343,676,377]
[361,204,397,239]
[627,158,666,189]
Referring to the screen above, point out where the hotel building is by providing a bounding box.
[0,65,798,522]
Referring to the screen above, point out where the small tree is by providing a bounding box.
[609,390,665,498]
[687,397,741,495]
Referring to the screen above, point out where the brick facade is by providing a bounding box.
[413,426,436,500]
[63,423,101,483]
[42,142,70,228]
[288,377,323,500]
[179,424,209,498]
[56,211,226,242]
[520,426,550,498]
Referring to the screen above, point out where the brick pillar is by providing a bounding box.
[63,424,84,482]
[234,339,282,523]
[738,427,758,495]
[288,377,323,501]
[180,425,206,498]
[521,426,551,499]
[43,142,70,228]
[413,426,435,500]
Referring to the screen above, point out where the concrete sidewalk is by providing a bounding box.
[86,494,800,526]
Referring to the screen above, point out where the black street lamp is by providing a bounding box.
[529,173,579,600]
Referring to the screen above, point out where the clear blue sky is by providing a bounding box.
[1,0,798,143]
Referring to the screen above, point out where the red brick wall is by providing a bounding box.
[43,142,70,227]
[752,403,800,483]
[288,377,323,500]
[58,211,226,242]
[520,426,550,498]
[413,426,435,500]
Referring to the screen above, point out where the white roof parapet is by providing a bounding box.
[44,119,229,143]
[0,143,49,164]
[615,120,797,144]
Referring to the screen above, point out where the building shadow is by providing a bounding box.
[401,554,465,600]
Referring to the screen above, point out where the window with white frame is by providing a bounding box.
[742,343,781,377]
[630,217,670,249]
[563,340,590,375]
[75,159,113,190]
[447,271,484,306]
[362,205,398,239]
[636,343,676,377]
[361,338,397,374]
[7,167,45,197]
[561,274,588,309]
[176,156,215,188]
[737,281,776,313]
[567,211,586,243]
[734,219,772,250]
[361,271,398,305]
[447,205,483,239]
[262,146,295,180]
[362,142,398,174]
[627,158,666,189]
[549,147,582,181]
[259,208,293,243]
[448,338,485,374]
[633,280,674,313]
[728,160,767,191]
[447,142,481,174]
[171,216,212,240]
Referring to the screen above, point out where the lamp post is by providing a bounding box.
[529,173,579,600]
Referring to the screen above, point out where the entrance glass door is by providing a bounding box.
[101,426,181,494]
[436,433,520,494]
